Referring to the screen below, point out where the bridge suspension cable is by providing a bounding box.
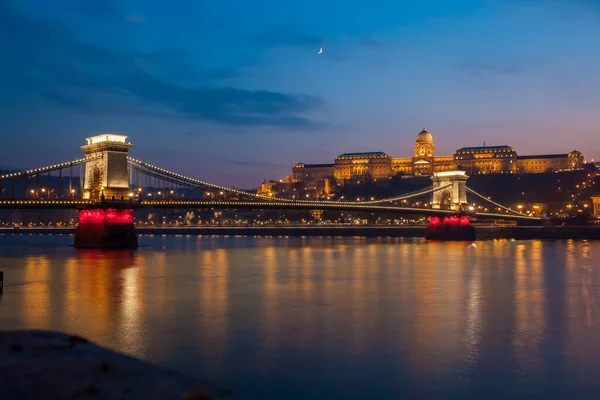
[362,183,453,204]
[129,165,209,191]
[466,187,527,216]
[129,157,453,206]
[127,157,276,200]
[0,155,102,180]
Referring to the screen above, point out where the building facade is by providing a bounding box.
[292,128,584,183]
[592,196,600,218]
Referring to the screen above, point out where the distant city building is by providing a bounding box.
[292,128,584,183]
[592,195,600,218]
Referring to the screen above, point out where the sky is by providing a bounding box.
[1,0,600,187]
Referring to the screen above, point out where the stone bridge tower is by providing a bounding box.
[431,171,469,211]
[81,134,132,201]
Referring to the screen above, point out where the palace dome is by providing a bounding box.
[416,128,433,143]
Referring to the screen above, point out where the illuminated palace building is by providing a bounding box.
[292,128,584,183]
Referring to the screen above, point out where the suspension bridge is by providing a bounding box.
[0,134,540,247]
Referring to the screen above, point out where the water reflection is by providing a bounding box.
[23,255,50,327]
[2,237,600,399]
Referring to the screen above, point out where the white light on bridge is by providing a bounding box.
[86,134,128,145]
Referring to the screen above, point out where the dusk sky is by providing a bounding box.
[1,0,599,187]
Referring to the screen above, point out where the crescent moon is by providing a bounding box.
[318,48,323,54]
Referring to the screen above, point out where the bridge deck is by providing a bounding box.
[0,199,540,221]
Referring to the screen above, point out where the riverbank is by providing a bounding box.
[0,330,229,399]
[1,225,600,239]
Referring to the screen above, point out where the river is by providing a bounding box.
[1,234,600,399]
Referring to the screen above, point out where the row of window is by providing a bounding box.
[455,154,515,160]
[455,148,514,155]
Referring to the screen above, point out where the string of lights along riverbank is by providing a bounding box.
[291,128,584,184]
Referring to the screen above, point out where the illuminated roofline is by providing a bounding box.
[85,134,128,145]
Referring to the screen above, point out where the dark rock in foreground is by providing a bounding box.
[0,330,230,400]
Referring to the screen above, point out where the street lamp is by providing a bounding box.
[30,189,34,198]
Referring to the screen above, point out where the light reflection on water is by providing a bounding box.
[1,235,600,399]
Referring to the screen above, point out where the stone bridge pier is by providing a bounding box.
[430,171,469,211]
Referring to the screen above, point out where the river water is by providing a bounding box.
[1,235,600,399]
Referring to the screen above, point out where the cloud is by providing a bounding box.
[0,3,324,130]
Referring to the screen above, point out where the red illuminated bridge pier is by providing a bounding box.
[74,206,137,249]
[425,215,476,241]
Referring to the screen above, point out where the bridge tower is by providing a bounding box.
[431,171,468,211]
[76,134,137,249]
[81,134,132,201]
